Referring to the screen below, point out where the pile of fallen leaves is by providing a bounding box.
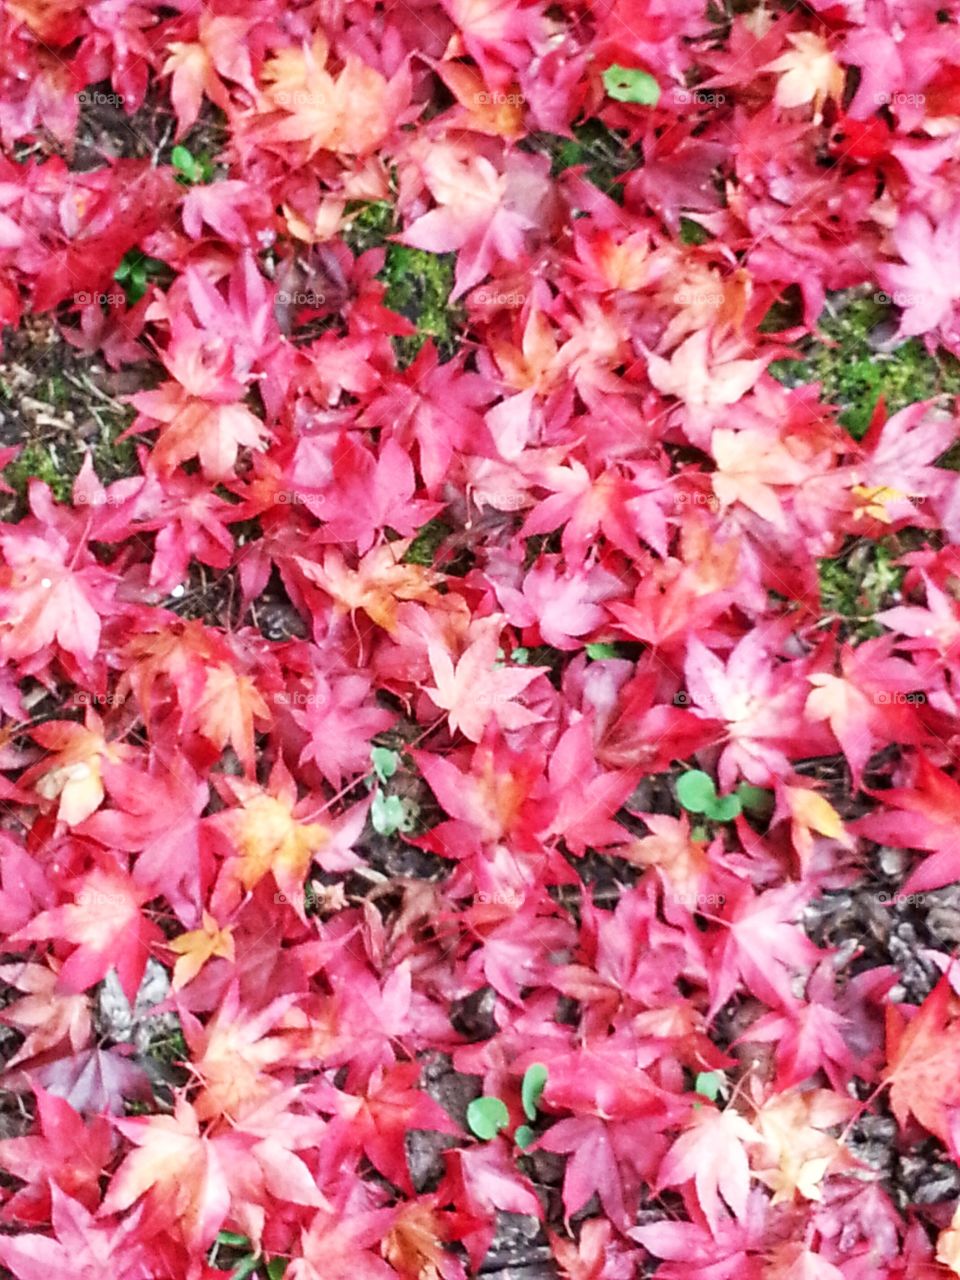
[2,0,960,1276]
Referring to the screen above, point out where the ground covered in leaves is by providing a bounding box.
[2,0,960,1278]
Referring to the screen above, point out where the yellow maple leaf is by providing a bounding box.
[169,912,236,990]
[851,483,911,523]
[219,782,329,900]
[782,785,854,875]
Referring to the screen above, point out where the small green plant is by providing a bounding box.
[467,1064,549,1150]
[676,770,773,825]
[691,1070,728,1109]
[368,746,417,836]
[114,250,169,304]
[676,770,742,822]
[602,65,661,106]
[209,1231,287,1279]
[467,1096,510,1140]
[585,642,627,660]
[171,143,215,185]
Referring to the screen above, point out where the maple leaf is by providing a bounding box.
[883,975,960,1147]
[0,1185,149,1280]
[424,615,547,742]
[685,630,828,791]
[658,1105,759,1236]
[185,660,272,777]
[131,381,271,481]
[78,759,210,925]
[747,998,857,1092]
[11,867,163,1004]
[0,1087,112,1221]
[210,766,331,909]
[0,525,116,666]
[27,1045,151,1117]
[22,712,130,827]
[549,1218,640,1280]
[0,961,91,1067]
[290,667,395,788]
[289,1200,400,1280]
[295,542,442,634]
[413,733,550,851]
[382,1198,466,1280]
[644,330,766,414]
[763,32,844,118]
[750,1088,855,1204]
[710,427,812,529]
[257,38,400,159]
[707,884,820,1019]
[168,911,235,990]
[162,14,256,136]
[776,784,854,877]
[852,753,960,893]
[313,434,442,552]
[878,205,960,340]
[400,142,551,298]
[183,986,302,1122]
[102,1095,233,1250]
[360,343,496,494]
[310,1062,459,1193]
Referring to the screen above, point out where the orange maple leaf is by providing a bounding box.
[258,38,392,158]
[188,661,271,776]
[296,542,441,634]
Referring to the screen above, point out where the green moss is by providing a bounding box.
[342,201,464,366]
[3,403,139,508]
[341,199,395,254]
[5,442,74,503]
[148,1024,188,1068]
[527,120,641,203]
[769,289,960,439]
[818,538,904,640]
[382,243,463,366]
[403,516,451,566]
